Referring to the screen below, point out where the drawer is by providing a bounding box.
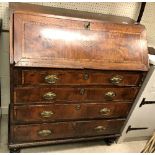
[13,102,131,123]
[14,68,143,86]
[11,119,125,142]
[14,86,139,104]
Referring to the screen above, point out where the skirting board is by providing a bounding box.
[117,136,150,143]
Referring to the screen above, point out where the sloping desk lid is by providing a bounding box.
[10,3,149,71]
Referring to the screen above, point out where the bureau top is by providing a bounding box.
[9,3,135,25]
[9,3,149,71]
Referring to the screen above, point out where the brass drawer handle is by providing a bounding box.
[84,22,90,29]
[105,91,116,100]
[41,111,54,118]
[38,129,52,137]
[94,126,106,133]
[43,92,56,100]
[45,75,59,84]
[110,75,123,85]
[100,108,111,116]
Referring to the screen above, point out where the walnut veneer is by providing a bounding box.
[8,3,149,153]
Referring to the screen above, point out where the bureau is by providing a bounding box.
[8,3,149,153]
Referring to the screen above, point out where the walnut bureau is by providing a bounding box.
[8,3,149,152]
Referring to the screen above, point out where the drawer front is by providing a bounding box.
[14,68,143,86]
[12,119,125,142]
[13,103,131,123]
[14,87,139,104]
[13,13,148,71]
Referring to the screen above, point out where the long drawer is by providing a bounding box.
[13,102,131,123]
[14,68,143,86]
[11,119,125,143]
[14,86,139,104]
